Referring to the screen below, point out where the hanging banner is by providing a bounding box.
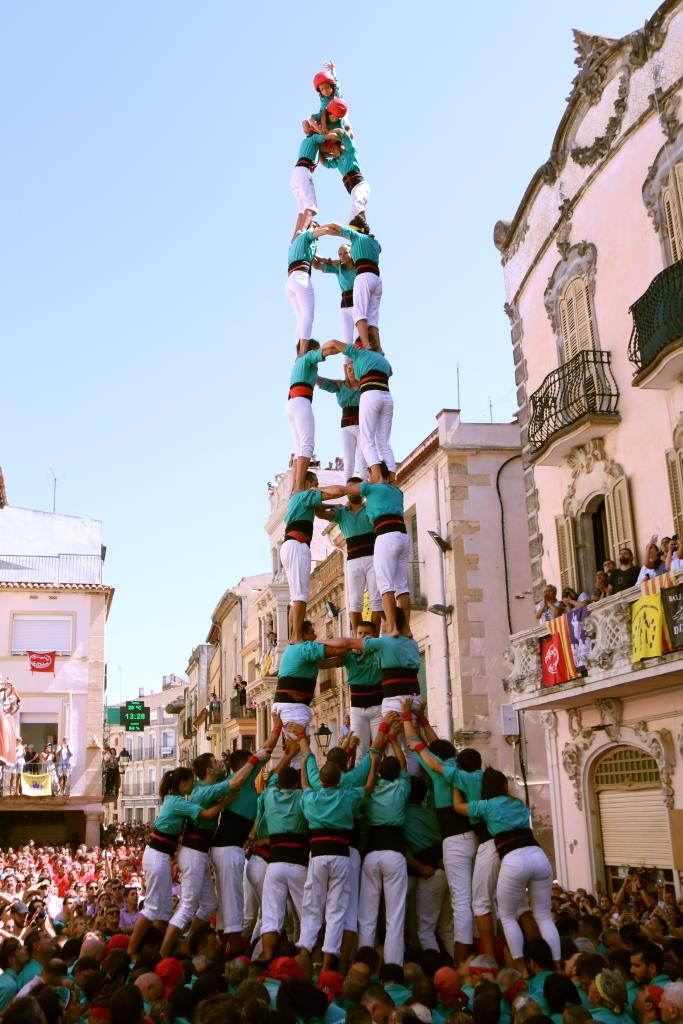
[541,612,580,687]
[632,592,671,661]
[566,605,591,672]
[662,584,683,650]
[27,652,56,674]
[641,571,674,596]
[20,771,52,797]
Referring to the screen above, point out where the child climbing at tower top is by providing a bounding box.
[308,61,353,136]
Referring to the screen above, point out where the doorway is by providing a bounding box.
[577,494,609,594]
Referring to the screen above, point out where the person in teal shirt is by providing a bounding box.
[0,939,27,1009]
[315,362,365,482]
[286,223,329,360]
[322,125,370,228]
[286,340,327,495]
[315,492,381,633]
[318,220,382,351]
[405,775,452,955]
[358,734,411,966]
[314,245,356,348]
[279,471,347,641]
[290,127,342,240]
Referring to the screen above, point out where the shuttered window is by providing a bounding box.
[599,789,672,868]
[11,615,72,655]
[605,475,636,561]
[555,515,578,592]
[663,162,683,265]
[559,278,596,362]
[666,448,683,535]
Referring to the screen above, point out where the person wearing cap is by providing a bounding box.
[315,369,366,482]
[290,126,343,242]
[209,718,282,956]
[285,224,328,359]
[323,342,394,485]
[314,246,356,353]
[318,221,382,352]
[296,730,378,973]
[279,473,348,643]
[321,114,370,225]
[286,341,327,496]
[316,489,381,633]
[155,957,183,1001]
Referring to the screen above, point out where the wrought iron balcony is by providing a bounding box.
[527,349,620,464]
[229,696,256,719]
[628,260,683,388]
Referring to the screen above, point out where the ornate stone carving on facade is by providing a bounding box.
[649,88,681,145]
[544,241,598,339]
[503,635,542,694]
[597,698,623,741]
[538,710,557,735]
[626,11,667,70]
[643,123,683,234]
[570,70,630,167]
[567,707,585,740]
[632,722,675,809]
[562,731,596,809]
[583,600,632,673]
[569,30,616,105]
[564,439,623,516]
[494,221,530,265]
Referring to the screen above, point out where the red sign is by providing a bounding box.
[540,635,570,687]
[27,652,56,674]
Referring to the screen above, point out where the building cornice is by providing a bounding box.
[0,580,115,613]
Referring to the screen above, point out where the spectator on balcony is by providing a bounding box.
[667,535,683,572]
[234,677,247,710]
[562,588,591,609]
[23,746,39,775]
[603,559,617,579]
[534,586,564,623]
[637,541,667,585]
[610,549,640,593]
[9,739,25,798]
[55,741,72,796]
[591,573,612,602]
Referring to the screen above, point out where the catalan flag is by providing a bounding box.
[641,571,675,595]
[541,613,579,687]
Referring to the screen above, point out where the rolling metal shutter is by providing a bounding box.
[598,789,672,868]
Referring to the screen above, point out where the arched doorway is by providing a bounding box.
[593,745,674,897]
[576,493,609,592]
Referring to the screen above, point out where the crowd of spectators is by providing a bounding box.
[0,837,682,1024]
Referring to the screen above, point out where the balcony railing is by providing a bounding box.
[628,260,683,375]
[527,349,619,457]
[230,696,256,719]
[0,764,72,799]
[0,553,103,585]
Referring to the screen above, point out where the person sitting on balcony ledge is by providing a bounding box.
[535,585,564,623]
[637,540,667,585]
[562,587,592,609]
[610,549,640,593]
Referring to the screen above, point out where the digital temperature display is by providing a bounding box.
[121,700,150,732]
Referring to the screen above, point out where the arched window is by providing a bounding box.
[559,277,596,362]
[662,162,683,264]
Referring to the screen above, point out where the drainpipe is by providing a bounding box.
[433,467,454,742]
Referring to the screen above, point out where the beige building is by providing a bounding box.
[499,2,683,894]
[103,675,184,826]
[0,496,113,846]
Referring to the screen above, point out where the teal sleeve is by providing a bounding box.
[266,773,279,789]
[318,377,339,393]
[184,802,203,822]
[343,343,357,360]
[303,349,325,368]
[198,779,231,802]
[344,753,371,787]
[359,482,371,498]
[339,226,354,241]
[467,799,485,817]
[303,641,326,662]
[415,751,442,786]
[321,263,337,275]
[442,764,466,788]
[306,754,322,791]
[362,636,380,652]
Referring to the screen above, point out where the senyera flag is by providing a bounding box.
[27,652,56,674]
[541,614,579,687]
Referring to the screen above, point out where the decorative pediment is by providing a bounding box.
[643,123,683,233]
[544,241,598,337]
[564,439,624,517]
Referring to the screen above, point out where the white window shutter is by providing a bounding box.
[561,279,596,362]
[11,615,72,655]
[555,515,578,591]
[663,181,683,265]
[666,449,683,534]
[605,475,636,559]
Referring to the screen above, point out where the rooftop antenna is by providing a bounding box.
[49,468,57,512]
[456,363,461,409]
[489,396,493,423]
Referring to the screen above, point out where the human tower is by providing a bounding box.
[129,66,559,980]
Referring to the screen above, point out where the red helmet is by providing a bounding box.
[327,97,348,119]
[313,70,336,91]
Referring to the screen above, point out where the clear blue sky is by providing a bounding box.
[1,1,656,700]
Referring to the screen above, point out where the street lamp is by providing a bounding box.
[314,724,332,754]
[428,529,454,742]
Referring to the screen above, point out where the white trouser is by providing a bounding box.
[497,845,560,961]
[349,706,383,760]
[244,853,268,942]
[286,397,315,459]
[341,424,367,480]
[359,390,395,471]
[210,845,245,933]
[358,850,407,965]
[373,531,409,595]
[349,181,371,221]
[271,703,313,735]
[342,846,362,932]
[290,166,317,214]
[298,854,351,956]
[472,837,500,916]
[170,846,217,930]
[347,554,381,612]
[285,271,315,341]
[280,538,311,603]
[340,307,355,354]
[261,861,307,935]
[353,273,382,327]
[141,846,173,922]
[443,831,479,945]
[413,867,453,952]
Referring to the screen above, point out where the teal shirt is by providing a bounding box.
[358,482,402,525]
[527,971,552,1013]
[290,349,325,389]
[17,960,42,989]
[428,755,484,825]
[260,780,308,835]
[0,969,18,1011]
[226,761,265,821]
[384,983,412,1006]
[306,751,372,790]
[188,777,233,832]
[300,785,364,830]
[591,1008,635,1024]
[333,505,373,538]
[405,791,442,853]
[322,260,356,293]
[298,133,325,166]
[324,129,361,178]
[339,226,381,264]
[284,488,323,527]
[467,795,531,834]
[364,772,411,826]
[343,346,392,384]
[343,648,381,690]
[318,378,360,410]
[364,635,420,671]
[154,793,203,835]
[288,229,317,265]
[416,751,458,810]
[278,640,327,679]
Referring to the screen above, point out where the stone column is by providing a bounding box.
[84,808,102,847]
